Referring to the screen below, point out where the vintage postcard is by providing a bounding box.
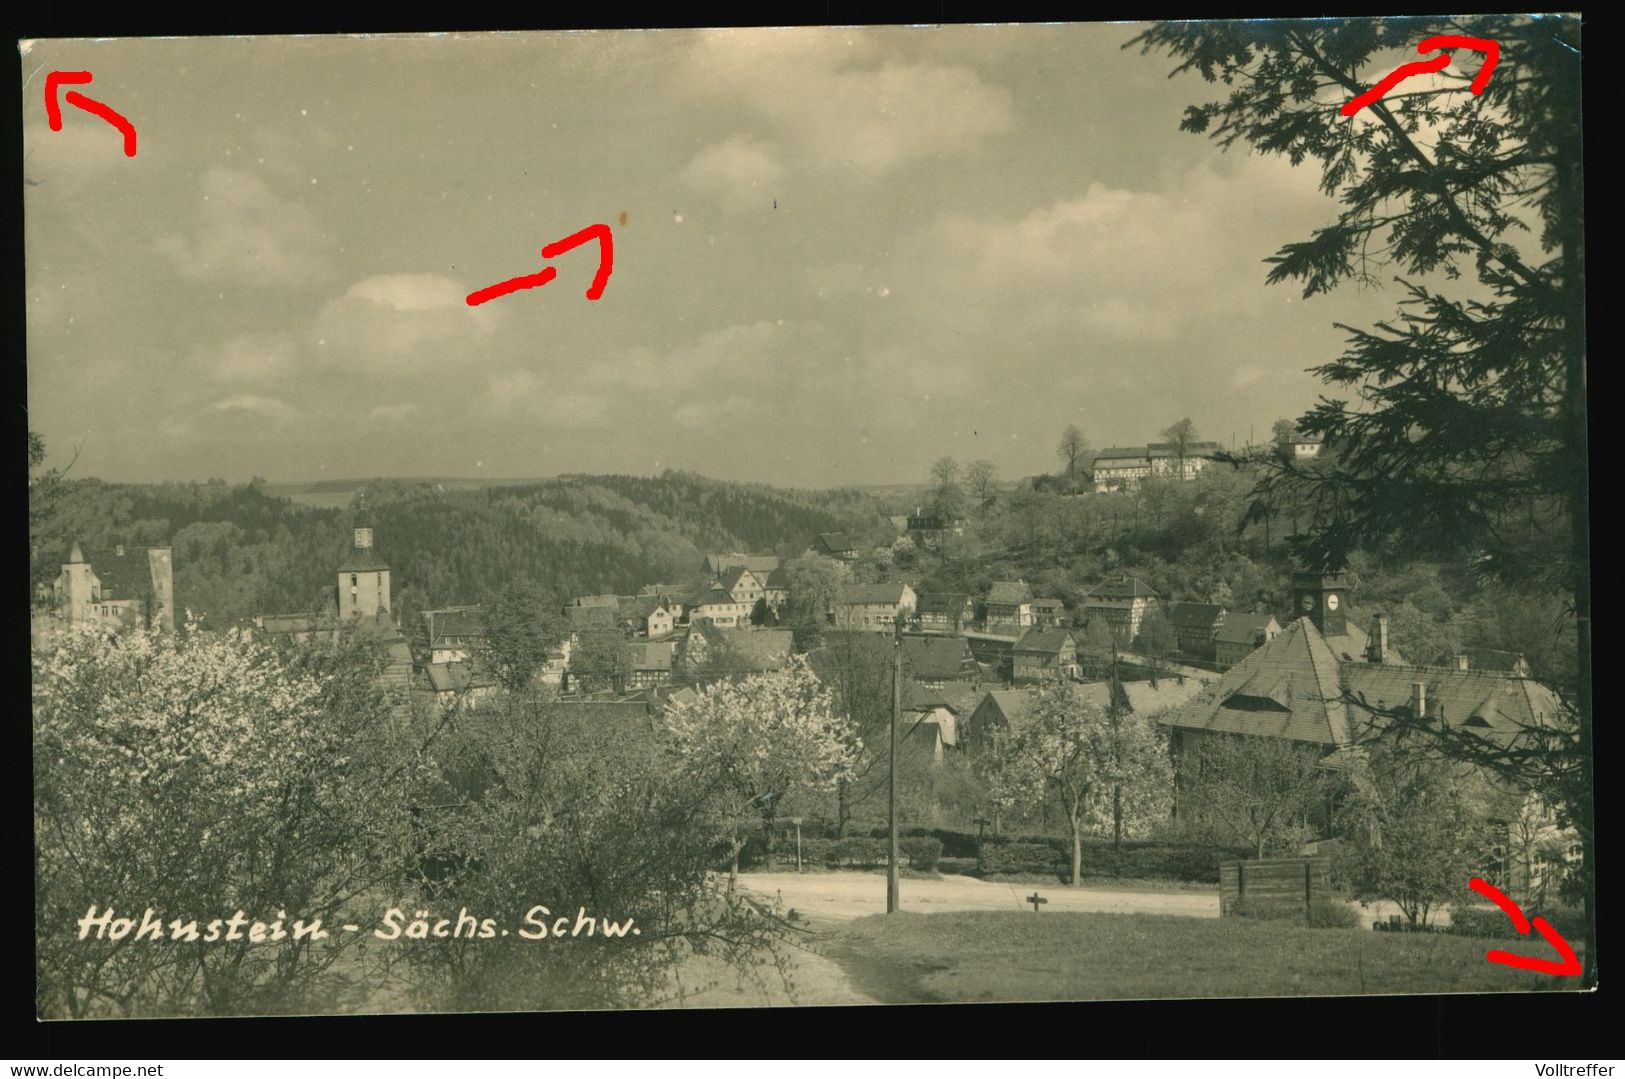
[24,17,1591,1020]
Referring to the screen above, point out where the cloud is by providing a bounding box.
[681,136,784,211]
[207,332,301,383]
[209,394,297,422]
[312,273,500,377]
[368,402,422,422]
[482,370,611,430]
[156,167,331,285]
[678,31,1013,179]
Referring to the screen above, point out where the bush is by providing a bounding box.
[977,841,1064,876]
[1229,897,1309,922]
[1307,898,1362,929]
[1446,904,1586,941]
[900,837,943,871]
[831,837,890,867]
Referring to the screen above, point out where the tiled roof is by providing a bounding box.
[1088,576,1160,600]
[1341,665,1563,740]
[916,592,971,616]
[93,547,169,602]
[1166,602,1226,631]
[815,532,855,555]
[425,607,486,643]
[1095,447,1151,463]
[718,565,761,592]
[987,580,1034,605]
[566,605,618,629]
[837,583,912,606]
[1157,618,1347,744]
[901,635,974,680]
[1012,627,1074,655]
[1031,597,1065,611]
[1122,675,1212,716]
[1215,613,1279,646]
[764,568,789,588]
[686,586,739,608]
[421,661,493,694]
[629,640,677,671]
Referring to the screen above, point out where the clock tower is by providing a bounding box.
[1291,570,1348,637]
[337,525,392,620]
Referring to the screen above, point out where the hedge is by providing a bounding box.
[900,836,943,871]
[1230,897,1361,929]
[1446,905,1587,942]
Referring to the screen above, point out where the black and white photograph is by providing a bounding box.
[24,16,1592,1021]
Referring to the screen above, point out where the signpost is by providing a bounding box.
[1028,892,1049,913]
[790,817,803,873]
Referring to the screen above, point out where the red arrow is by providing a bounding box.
[1342,36,1501,117]
[1467,877,1582,977]
[46,70,137,157]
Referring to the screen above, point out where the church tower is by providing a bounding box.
[337,526,391,620]
[1291,570,1348,637]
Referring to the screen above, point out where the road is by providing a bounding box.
[738,870,1220,927]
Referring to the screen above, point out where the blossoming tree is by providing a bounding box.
[663,656,859,887]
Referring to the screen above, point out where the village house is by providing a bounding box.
[1091,448,1153,492]
[716,565,768,611]
[701,552,780,578]
[1148,440,1223,480]
[964,682,1116,755]
[682,585,751,628]
[679,623,794,676]
[914,592,975,635]
[810,532,859,561]
[1010,626,1081,683]
[983,580,1035,633]
[832,583,917,632]
[1165,601,1227,662]
[906,508,966,548]
[1084,575,1160,645]
[419,606,486,664]
[415,660,498,712]
[1213,613,1282,668]
[624,594,678,639]
[624,639,679,689]
[900,634,979,686]
[45,540,176,634]
[762,567,790,612]
[1030,597,1069,629]
[1156,573,1568,890]
[900,684,962,763]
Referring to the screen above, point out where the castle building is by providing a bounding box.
[47,541,175,633]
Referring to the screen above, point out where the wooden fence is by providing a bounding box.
[1219,857,1331,916]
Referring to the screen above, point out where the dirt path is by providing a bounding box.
[740,870,1220,927]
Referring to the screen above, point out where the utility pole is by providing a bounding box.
[888,617,902,914]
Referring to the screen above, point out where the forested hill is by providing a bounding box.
[29,471,889,629]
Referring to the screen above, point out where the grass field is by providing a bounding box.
[821,911,1583,1004]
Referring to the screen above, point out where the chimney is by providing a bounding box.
[1455,654,1470,671]
[1369,614,1388,664]
[1410,681,1427,722]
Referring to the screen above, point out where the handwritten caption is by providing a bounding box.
[75,903,639,943]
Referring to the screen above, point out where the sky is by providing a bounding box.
[23,23,1429,488]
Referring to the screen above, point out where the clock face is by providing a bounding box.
[1300,595,1315,612]
[1326,593,1340,611]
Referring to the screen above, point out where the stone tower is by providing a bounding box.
[337,526,391,620]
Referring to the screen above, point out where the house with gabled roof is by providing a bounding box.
[900,634,978,686]
[716,565,768,611]
[1084,575,1160,645]
[901,683,963,762]
[419,605,487,664]
[1011,626,1080,683]
[701,552,781,577]
[914,592,975,635]
[1165,601,1227,661]
[683,585,750,628]
[1030,597,1069,629]
[1214,613,1282,668]
[810,532,858,561]
[832,582,917,632]
[984,580,1035,631]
